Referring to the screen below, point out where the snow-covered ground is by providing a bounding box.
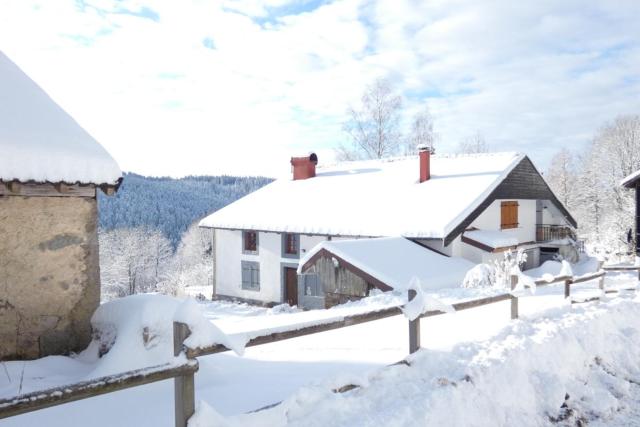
[1,273,639,427]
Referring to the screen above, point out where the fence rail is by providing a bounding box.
[0,361,198,420]
[2,264,638,426]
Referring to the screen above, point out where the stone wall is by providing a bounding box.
[0,195,100,360]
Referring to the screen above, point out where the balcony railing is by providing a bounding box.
[536,224,576,242]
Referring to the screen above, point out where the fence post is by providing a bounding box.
[564,278,571,299]
[174,322,195,427]
[408,290,421,354]
[510,275,518,320]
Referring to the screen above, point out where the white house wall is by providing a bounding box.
[469,199,537,243]
[215,229,282,303]
[216,230,341,304]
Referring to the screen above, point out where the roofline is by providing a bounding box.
[442,155,578,246]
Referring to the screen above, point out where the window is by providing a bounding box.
[241,261,260,291]
[500,201,519,229]
[282,233,299,258]
[243,230,258,254]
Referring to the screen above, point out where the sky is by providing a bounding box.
[0,0,639,178]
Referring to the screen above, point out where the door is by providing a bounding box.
[284,267,298,306]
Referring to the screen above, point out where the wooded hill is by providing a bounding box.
[98,173,272,247]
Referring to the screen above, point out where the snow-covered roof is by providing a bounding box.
[200,152,525,239]
[299,237,475,291]
[463,229,519,249]
[0,51,121,185]
[621,169,640,188]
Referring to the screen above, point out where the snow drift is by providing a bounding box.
[190,295,640,427]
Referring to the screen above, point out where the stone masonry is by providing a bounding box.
[0,196,100,360]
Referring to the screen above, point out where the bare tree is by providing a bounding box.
[545,148,577,210]
[338,78,403,160]
[405,106,435,155]
[457,131,489,154]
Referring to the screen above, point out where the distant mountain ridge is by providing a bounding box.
[98,172,273,247]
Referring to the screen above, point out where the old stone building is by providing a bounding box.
[0,51,122,360]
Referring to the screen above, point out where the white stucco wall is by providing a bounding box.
[215,230,337,304]
[215,229,283,303]
[469,199,537,243]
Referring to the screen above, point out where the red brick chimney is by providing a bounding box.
[291,153,318,180]
[418,144,431,183]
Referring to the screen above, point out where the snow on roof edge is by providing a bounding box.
[199,152,525,237]
[621,170,640,188]
[0,50,122,186]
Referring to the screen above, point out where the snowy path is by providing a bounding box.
[1,274,639,427]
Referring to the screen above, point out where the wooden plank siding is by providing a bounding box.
[0,180,120,198]
[444,156,578,246]
[301,248,392,307]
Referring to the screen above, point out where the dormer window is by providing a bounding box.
[243,230,258,253]
[500,201,519,229]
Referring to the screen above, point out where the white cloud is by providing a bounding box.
[0,0,638,177]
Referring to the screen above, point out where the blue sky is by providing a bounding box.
[0,0,639,177]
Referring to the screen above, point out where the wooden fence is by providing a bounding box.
[1,266,638,426]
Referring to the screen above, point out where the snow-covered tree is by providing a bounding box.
[161,223,213,296]
[99,228,173,300]
[545,148,577,210]
[572,115,640,255]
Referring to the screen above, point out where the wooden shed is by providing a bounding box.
[0,51,122,360]
[297,237,474,309]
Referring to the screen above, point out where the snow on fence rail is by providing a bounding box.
[1,266,637,427]
[0,360,198,420]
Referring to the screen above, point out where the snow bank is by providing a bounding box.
[200,152,524,239]
[299,237,475,291]
[191,295,640,426]
[463,229,519,248]
[81,294,238,378]
[525,257,600,280]
[0,51,121,185]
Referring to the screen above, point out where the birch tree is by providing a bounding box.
[338,78,403,160]
[405,106,435,154]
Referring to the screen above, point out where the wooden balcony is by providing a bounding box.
[536,224,576,242]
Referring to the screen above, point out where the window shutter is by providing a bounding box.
[241,263,249,287]
[500,201,519,229]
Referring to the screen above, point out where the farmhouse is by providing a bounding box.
[0,51,122,359]
[200,148,577,308]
